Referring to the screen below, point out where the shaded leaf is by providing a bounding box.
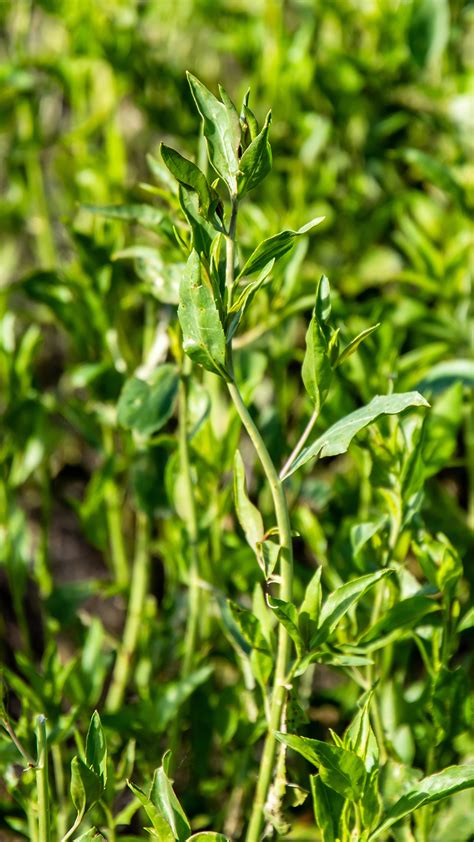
[276,732,366,800]
[85,711,107,787]
[117,365,179,437]
[312,569,392,648]
[233,449,264,551]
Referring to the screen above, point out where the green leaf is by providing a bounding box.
[85,711,107,787]
[312,569,392,648]
[267,596,304,657]
[298,567,322,646]
[417,359,474,395]
[127,781,174,841]
[408,0,450,68]
[178,185,216,257]
[154,665,213,732]
[276,732,366,800]
[117,365,179,437]
[70,756,103,818]
[83,203,164,232]
[358,594,440,650]
[186,835,230,841]
[237,217,325,279]
[302,278,333,410]
[178,250,229,379]
[399,149,467,211]
[150,754,191,842]
[285,392,429,477]
[335,323,380,367]
[73,829,105,841]
[369,765,474,840]
[310,774,343,842]
[160,144,218,219]
[187,73,240,194]
[237,111,272,196]
[233,449,264,551]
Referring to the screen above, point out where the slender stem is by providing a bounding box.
[52,743,67,840]
[105,511,150,712]
[35,716,51,842]
[179,371,201,676]
[280,407,319,479]
[102,425,129,588]
[225,199,238,309]
[224,204,294,841]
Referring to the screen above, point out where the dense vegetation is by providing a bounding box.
[1,1,473,840]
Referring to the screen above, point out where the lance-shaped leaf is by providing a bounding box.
[178,250,230,379]
[335,323,380,367]
[160,144,217,219]
[85,711,107,787]
[368,765,474,840]
[187,73,240,194]
[276,732,367,801]
[312,569,392,648]
[302,276,333,409]
[83,203,164,232]
[127,781,174,841]
[284,392,429,477]
[233,450,264,551]
[150,753,191,842]
[267,596,304,657]
[358,594,440,651]
[227,260,274,340]
[117,364,179,437]
[237,217,325,279]
[310,774,344,842]
[70,756,103,820]
[237,110,272,196]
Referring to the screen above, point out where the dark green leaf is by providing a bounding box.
[70,756,103,817]
[187,73,240,194]
[85,711,107,787]
[276,732,366,800]
[312,569,392,648]
[160,144,217,218]
[310,774,343,842]
[178,250,229,379]
[233,449,264,551]
[237,111,272,196]
[237,217,325,279]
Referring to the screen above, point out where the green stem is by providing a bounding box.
[280,407,319,479]
[224,203,294,841]
[225,199,238,309]
[35,716,51,842]
[102,425,129,588]
[105,511,150,712]
[52,743,67,840]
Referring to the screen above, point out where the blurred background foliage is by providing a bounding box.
[0,0,473,839]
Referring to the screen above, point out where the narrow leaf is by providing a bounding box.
[313,569,392,647]
[187,73,240,194]
[85,711,107,787]
[150,756,191,842]
[237,217,325,279]
[285,392,429,477]
[276,732,366,800]
[233,450,264,551]
[160,144,216,218]
[336,323,380,367]
[237,110,272,196]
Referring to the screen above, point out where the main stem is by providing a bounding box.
[35,716,51,842]
[224,201,294,841]
[105,511,150,712]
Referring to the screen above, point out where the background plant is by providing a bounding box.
[0,1,473,840]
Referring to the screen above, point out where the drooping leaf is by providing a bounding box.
[285,392,429,476]
[160,144,217,218]
[237,217,325,279]
[187,73,240,194]
[369,765,474,840]
[276,732,367,800]
[117,365,179,437]
[237,111,272,196]
[85,711,107,787]
[178,250,229,379]
[233,449,264,551]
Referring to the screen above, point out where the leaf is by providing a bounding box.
[310,774,344,842]
[417,359,474,395]
[117,365,179,436]
[368,765,474,840]
[186,835,230,841]
[276,732,366,801]
[178,250,229,379]
[312,569,392,648]
[233,450,264,551]
[82,203,164,232]
[408,0,450,68]
[127,781,174,841]
[399,149,467,211]
[73,829,105,841]
[227,260,274,340]
[358,594,440,650]
[187,73,240,194]
[237,217,325,279]
[267,596,304,657]
[298,566,322,646]
[302,277,333,409]
[237,110,272,196]
[70,756,103,818]
[285,392,429,477]
[160,144,217,218]
[154,666,213,731]
[255,538,281,580]
[335,323,380,367]
[150,754,191,842]
[85,711,107,787]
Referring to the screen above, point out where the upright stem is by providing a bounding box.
[35,716,51,842]
[105,511,150,712]
[102,425,129,588]
[224,202,294,841]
